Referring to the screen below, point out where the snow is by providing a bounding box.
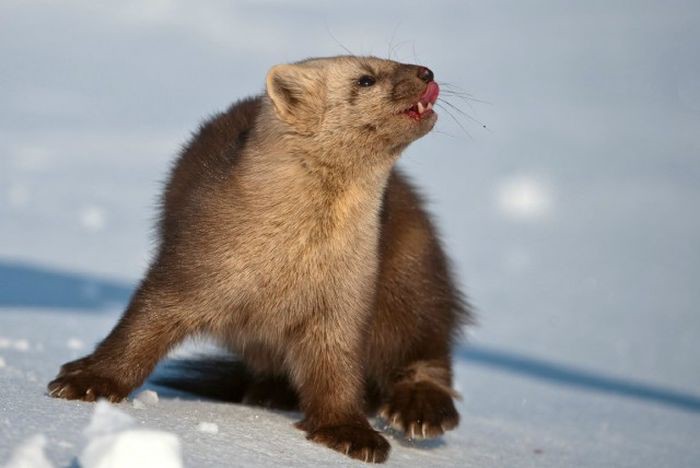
[132,389,159,407]
[82,430,182,468]
[2,0,700,467]
[196,423,219,435]
[131,400,146,410]
[3,326,698,467]
[2,434,53,468]
[80,401,182,468]
[83,401,136,438]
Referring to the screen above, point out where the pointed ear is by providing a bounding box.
[266,64,325,133]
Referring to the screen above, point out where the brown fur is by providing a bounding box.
[48,56,471,463]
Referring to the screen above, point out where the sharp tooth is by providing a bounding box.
[417,102,425,114]
[426,102,433,111]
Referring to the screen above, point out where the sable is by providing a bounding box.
[48,56,471,463]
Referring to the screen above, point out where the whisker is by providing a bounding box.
[435,102,473,140]
[411,41,420,64]
[431,129,459,140]
[438,98,488,129]
[439,90,475,100]
[439,92,479,117]
[388,40,415,61]
[439,81,473,94]
[440,90,492,106]
[324,22,353,55]
[387,22,402,60]
[438,81,492,105]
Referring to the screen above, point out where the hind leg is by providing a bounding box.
[48,270,195,402]
[378,359,460,440]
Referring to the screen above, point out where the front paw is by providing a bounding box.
[380,381,459,440]
[304,422,390,463]
[47,358,130,403]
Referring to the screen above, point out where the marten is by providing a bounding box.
[48,55,471,463]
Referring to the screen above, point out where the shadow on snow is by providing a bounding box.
[456,346,700,413]
[2,258,699,413]
[0,259,133,311]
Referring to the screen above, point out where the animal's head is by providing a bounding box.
[265,56,439,155]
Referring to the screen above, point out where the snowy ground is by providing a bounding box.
[2,1,700,466]
[2,306,700,467]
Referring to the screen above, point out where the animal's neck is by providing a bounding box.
[241,102,400,241]
[240,140,393,244]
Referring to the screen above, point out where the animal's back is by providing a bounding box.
[159,96,263,242]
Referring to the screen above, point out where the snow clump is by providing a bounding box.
[79,401,182,468]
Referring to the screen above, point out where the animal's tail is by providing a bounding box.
[149,355,252,402]
[149,355,299,410]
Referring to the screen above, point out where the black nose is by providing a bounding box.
[417,66,434,83]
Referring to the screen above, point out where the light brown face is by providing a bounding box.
[266,56,439,151]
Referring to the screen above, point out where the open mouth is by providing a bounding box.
[402,81,440,121]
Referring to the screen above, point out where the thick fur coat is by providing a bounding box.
[48,56,470,463]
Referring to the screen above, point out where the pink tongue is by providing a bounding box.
[420,81,440,105]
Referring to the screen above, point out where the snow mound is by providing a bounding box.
[2,434,53,468]
[83,401,134,438]
[196,422,219,434]
[80,401,182,468]
[132,389,159,407]
[81,431,182,468]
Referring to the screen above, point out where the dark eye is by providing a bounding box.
[357,75,376,87]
